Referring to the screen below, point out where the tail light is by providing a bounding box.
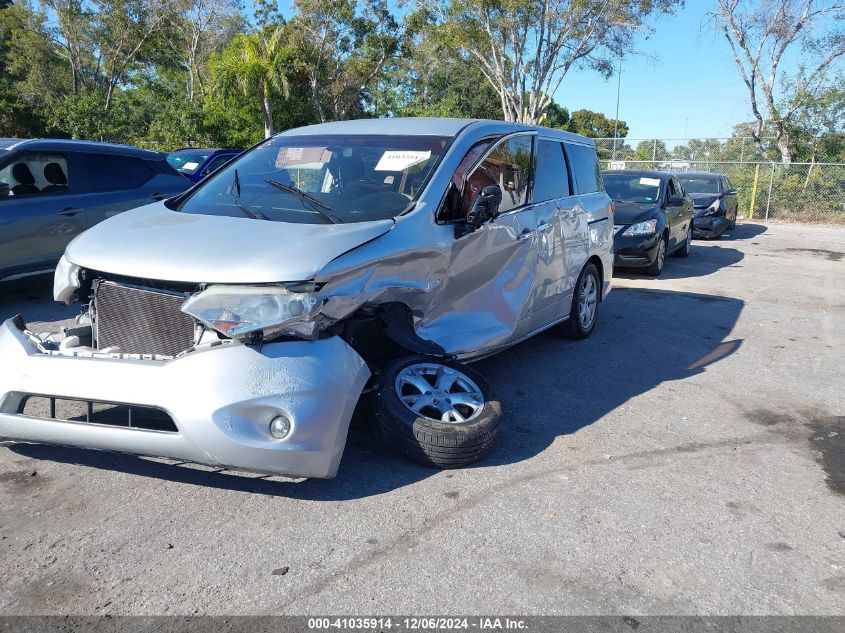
[610,201,617,216]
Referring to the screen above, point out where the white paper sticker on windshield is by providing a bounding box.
[640,177,661,187]
[183,161,199,170]
[375,150,431,172]
[275,147,332,168]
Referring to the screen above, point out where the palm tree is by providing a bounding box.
[212,25,290,138]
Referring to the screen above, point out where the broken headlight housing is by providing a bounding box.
[54,255,81,303]
[181,285,319,338]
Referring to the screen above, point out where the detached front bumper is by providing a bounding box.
[0,319,370,478]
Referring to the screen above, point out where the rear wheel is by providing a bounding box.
[558,262,600,339]
[372,357,503,469]
[646,236,667,276]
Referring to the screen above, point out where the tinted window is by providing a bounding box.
[533,140,570,202]
[565,143,601,194]
[85,154,154,192]
[464,135,532,216]
[0,153,70,198]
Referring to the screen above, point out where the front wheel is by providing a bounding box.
[646,236,667,276]
[673,225,692,258]
[558,262,601,339]
[372,357,503,469]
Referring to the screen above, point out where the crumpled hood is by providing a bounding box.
[689,193,720,208]
[65,203,394,283]
[613,202,660,226]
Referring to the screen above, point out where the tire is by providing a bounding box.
[673,225,692,258]
[372,356,503,469]
[558,262,601,339]
[646,235,667,276]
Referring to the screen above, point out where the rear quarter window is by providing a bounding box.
[84,154,155,192]
[564,143,602,195]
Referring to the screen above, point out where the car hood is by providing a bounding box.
[65,203,395,283]
[688,193,720,208]
[613,202,660,225]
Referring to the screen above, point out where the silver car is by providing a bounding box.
[0,119,613,478]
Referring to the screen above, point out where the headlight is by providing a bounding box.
[704,199,721,216]
[53,255,81,303]
[625,219,658,236]
[181,285,319,338]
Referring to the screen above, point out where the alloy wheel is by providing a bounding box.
[395,363,485,423]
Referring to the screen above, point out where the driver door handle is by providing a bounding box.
[516,227,534,240]
[57,207,81,217]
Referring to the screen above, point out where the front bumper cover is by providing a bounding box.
[613,230,661,268]
[692,214,730,238]
[0,319,370,478]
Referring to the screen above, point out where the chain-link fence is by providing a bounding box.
[592,138,845,224]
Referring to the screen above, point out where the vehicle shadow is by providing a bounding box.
[615,243,745,280]
[8,286,744,500]
[721,222,768,240]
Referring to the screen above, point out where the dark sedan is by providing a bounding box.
[677,172,738,239]
[166,148,242,183]
[602,170,695,276]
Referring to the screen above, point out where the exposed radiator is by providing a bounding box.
[94,280,195,356]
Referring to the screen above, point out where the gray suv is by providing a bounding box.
[0,139,189,282]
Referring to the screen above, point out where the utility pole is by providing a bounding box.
[612,56,622,161]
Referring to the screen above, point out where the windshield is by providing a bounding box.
[602,174,662,204]
[177,134,451,224]
[678,176,720,194]
[167,151,212,175]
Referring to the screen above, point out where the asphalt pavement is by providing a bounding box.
[0,221,843,615]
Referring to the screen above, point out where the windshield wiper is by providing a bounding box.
[231,169,267,220]
[265,178,343,224]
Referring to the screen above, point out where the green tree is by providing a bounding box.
[418,0,680,123]
[564,109,628,139]
[290,0,400,121]
[211,25,291,138]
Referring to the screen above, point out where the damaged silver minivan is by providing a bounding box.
[0,118,613,478]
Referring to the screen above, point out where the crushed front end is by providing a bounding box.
[0,264,370,478]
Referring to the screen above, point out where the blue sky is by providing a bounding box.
[259,1,754,140]
[555,5,752,140]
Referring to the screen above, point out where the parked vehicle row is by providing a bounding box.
[602,168,739,276]
[0,118,613,478]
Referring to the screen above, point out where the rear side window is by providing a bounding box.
[565,143,602,194]
[0,153,70,197]
[85,154,154,192]
[533,140,571,202]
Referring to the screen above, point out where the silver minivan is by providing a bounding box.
[0,119,613,478]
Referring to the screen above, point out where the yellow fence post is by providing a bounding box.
[748,164,761,220]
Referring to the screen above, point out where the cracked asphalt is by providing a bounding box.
[0,221,843,615]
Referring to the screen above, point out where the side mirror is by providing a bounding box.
[467,185,503,227]
[725,189,737,196]
[0,182,9,197]
[668,195,685,206]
